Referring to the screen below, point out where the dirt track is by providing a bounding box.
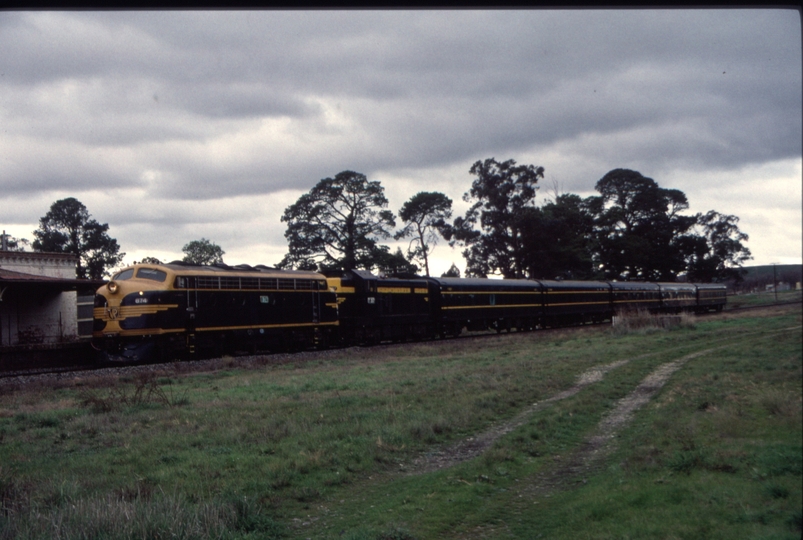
[407,351,711,478]
[408,304,802,482]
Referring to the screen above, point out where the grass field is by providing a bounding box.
[726,289,802,309]
[1,302,800,539]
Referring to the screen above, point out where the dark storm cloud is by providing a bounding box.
[173,82,316,119]
[0,8,799,236]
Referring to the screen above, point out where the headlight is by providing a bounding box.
[107,281,119,294]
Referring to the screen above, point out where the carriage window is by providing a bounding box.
[136,268,167,282]
[113,269,135,281]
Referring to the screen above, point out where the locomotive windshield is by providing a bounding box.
[113,269,135,281]
[136,268,167,282]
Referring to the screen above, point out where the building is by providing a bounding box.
[765,282,791,293]
[0,251,101,347]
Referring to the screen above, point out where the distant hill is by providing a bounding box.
[741,264,802,280]
[734,264,802,291]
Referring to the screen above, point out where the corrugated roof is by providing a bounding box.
[0,268,103,289]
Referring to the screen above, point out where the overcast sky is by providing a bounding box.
[1,9,800,276]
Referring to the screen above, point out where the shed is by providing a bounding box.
[0,251,103,347]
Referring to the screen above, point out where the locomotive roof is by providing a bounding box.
[121,262,325,280]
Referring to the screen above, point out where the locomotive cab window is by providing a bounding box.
[136,268,167,282]
[113,269,135,281]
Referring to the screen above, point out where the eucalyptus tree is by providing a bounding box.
[182,239,225,265]
[591,169,698,281]
[441,263,461,278]
[32,197,124,279]
[372,246,419,276]
[521,193,596,280]
[685,210,752,283]
[1,233,29,252]
[395,191,453,276]
[448,158,544,278]
[278,170,396,272]
[135,256,163,265]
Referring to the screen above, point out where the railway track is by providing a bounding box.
[0,325,602,383]
[2,300,798,383]
[724,299,801,311]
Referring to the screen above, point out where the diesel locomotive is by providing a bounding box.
[92,262,338,362]
[92,262,726,362]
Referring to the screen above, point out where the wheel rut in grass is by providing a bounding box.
[407,359,631,475]
[517,349,714,498]
[516,328,799,497]
[408,348,715,477]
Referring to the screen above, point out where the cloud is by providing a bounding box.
[0,9,799,268]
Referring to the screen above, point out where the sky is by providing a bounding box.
[1,9,801,277]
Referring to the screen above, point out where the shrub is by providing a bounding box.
[611,309,697,335]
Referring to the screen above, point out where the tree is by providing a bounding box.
[372,247,419,276]
[1,232,30,252]
[134,256,162,265]
[278,170,396,272]
[521,194,596,280]
[395,192,453,276]
[182,239,225,265]
[441,263,461,278]
[32,197,124,279]
[685,211,752,283]
[590,169,697,281]
[448,158,544,278]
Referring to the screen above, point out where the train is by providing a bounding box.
[92,261,726,362]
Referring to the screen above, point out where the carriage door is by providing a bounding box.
[181,276,198,354]
[311,282,320,324]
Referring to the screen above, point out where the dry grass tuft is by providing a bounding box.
[611,309,697,335]
[77,371,189,412]
[758,389,801,418]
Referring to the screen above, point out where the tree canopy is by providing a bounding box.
[441,263,461,278]
[521,194,596,280]
[448,158,544,278]
[1,232,30,252]
[278,171,396,272]
[372,246,419,276]
[446,164,750,283]
[182,239,225,265]
[590,169,698,281]
[32,197,124,279]
[134,256,163,265]
[395,191,453,276]
[685,210,752,283]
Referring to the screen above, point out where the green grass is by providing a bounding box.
[727,288,802,309]
[0,305,800,539]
